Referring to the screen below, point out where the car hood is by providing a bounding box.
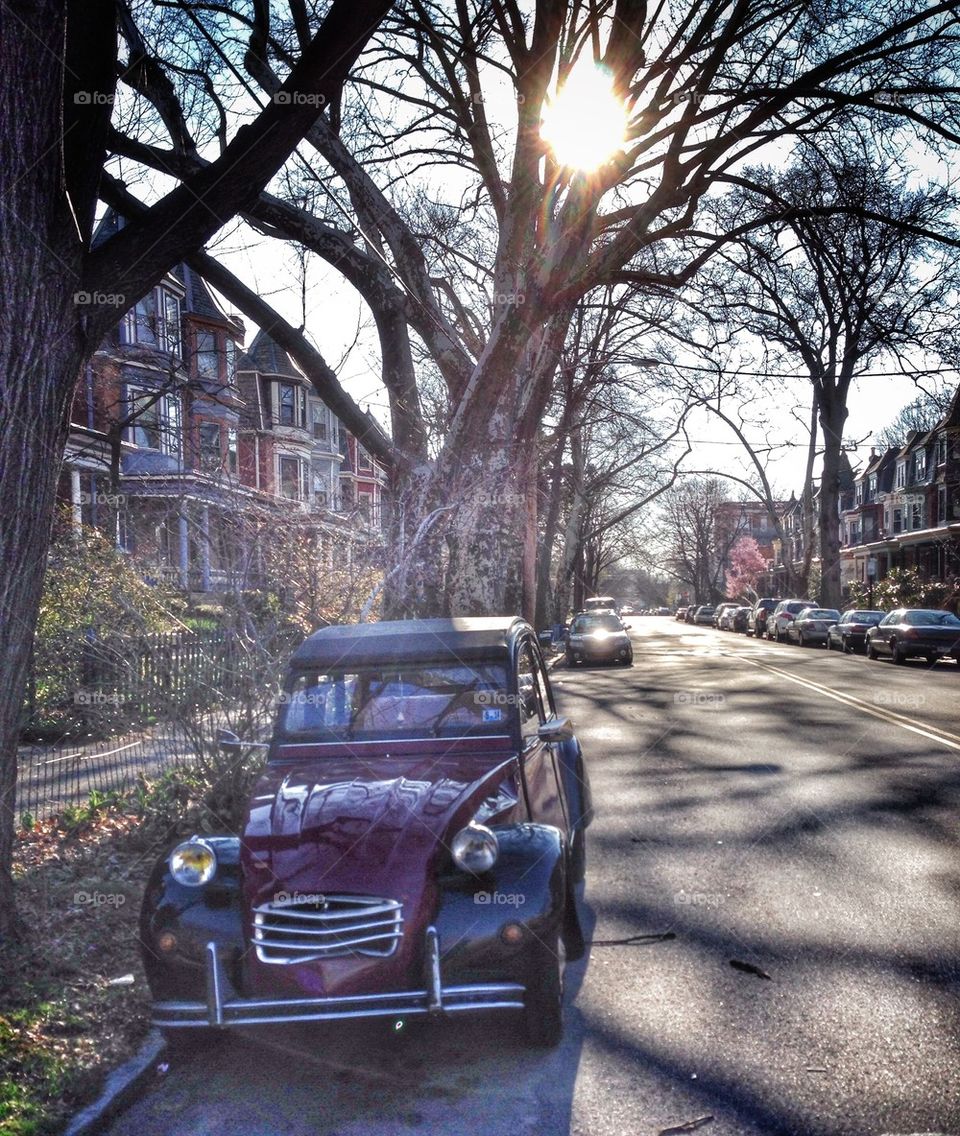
[240,739,520,996]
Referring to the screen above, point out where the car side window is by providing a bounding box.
[532,647,555,719]
[517,642,545,735]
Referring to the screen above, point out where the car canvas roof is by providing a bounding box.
[289,617,527,669]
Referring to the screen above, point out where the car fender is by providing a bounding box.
[139,836,244,999]
[434,822,584,978]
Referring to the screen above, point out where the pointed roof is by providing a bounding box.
[172,263,236,325]
[237,329,306,381]
[91,208,124,250]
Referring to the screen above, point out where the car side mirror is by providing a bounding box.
[538,717,575,744]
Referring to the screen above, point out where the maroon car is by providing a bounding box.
[140,618,592,1050]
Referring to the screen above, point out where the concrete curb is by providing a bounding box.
[65,1029,166,1136]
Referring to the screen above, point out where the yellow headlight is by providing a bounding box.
[169,839,217,887]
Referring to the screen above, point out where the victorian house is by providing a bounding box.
[59,213,389,595]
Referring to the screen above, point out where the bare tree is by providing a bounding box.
[0,0,390,935]
[702,147,959,605]
[107,0,960,620]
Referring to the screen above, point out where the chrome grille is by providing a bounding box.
[252,894,403,965]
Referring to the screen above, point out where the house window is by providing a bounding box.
[938,485,947,526]
[312,407,328,441]
[911,500,924,530]
[224,339,237,381]
[358,492,372,521]
[895,462,906,488]
[127,387,181,455]
[160,291,181,355]
[867,474,877,501]
[278,455,304,500]
[358,446,372,472]
[892,508,903,533]
[198,422,222,471]
[915,450,927,481]
[196,330,219,379]
[227,427,238,475]
[855,483,863,506]
[277,382,306,428]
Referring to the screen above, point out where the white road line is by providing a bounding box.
[733,654,960,754]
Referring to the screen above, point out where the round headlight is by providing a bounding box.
[169,838,217,887]
[451,823,499,874]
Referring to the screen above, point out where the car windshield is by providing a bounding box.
[803,609,840,620]
[279,662,512,740]
[903,610,960,627]
[848,611,883,623]
[584,597,617,610]
[571,614,623,634]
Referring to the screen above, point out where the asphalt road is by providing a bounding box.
[107,619,960,1136]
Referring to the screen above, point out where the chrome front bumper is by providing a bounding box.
[153,927,526,1029]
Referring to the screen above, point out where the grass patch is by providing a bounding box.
[1,809,160,1135]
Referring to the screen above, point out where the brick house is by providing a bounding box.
[59,213,389,594]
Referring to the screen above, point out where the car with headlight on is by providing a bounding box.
[140,618,591,1052]
[565,611,633,666]
[866,608,960,666]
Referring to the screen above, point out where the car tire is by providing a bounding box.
[867,642,878,659]
[523,933,565,1048]
[891,641,905,665]
[798,632,806,647]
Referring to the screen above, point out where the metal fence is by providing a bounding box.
[16,721,201,824]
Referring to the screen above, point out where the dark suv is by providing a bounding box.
[747,598,778,638]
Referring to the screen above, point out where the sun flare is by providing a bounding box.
[540,63,628,171]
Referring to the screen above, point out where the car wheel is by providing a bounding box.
[891,641,905,665]
[523,932,565,1047]
[825,636,832,651]
[867,641,878,659]
[798,631,806,647]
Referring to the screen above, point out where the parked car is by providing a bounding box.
[784,607,841,646]
[675,607,688,621]
[747,598,779,638]
[826,610,885,653]
[656,606,672,616]
[767,599,816,641]
[732,606,751,633]
[693,605,717,625]
[866,609,960,665]
[684,606,697,623]
[713,602,740,629]
[566,611,633,666]
[139,617,592,1051]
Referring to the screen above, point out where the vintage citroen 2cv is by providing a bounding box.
[139,617,592,1048]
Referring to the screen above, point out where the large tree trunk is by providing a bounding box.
[0,0,89,936]
[535,433,567,628]
[818,393,849,608]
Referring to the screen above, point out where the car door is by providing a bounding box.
[875,610,898,652]
[516,639,568,836]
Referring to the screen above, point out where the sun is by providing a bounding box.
[540,63,628,172]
